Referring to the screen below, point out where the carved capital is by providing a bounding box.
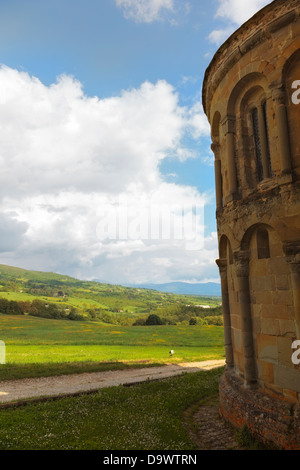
[234,250,250,277]
[216,258,227,276]
[270,84,286,105]
[284,242,300,274]
[221,115,236,135]
[211,142,221,159]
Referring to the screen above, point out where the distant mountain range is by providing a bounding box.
[123,282,221,297]
[0,263,221,298]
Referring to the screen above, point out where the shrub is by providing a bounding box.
[204,315,223,326]
[133,318,146,326]
[67,308,86,321]
[0,298,23,315]
[145,314,164,325]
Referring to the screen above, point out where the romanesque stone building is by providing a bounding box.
[202,0,300,449]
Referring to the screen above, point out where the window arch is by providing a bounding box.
[229,75,273,191]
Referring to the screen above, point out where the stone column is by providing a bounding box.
[234,250,257,386]
[211,143,223,210]
[271,87,292,175]
[227,133,237,196]
[222,116,238,201]
[216,258,234,368]
[258,103,270,179]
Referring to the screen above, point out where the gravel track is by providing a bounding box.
[0,359,225,406]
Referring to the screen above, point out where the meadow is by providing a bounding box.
[0,313,225,381]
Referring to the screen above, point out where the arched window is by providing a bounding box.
[252,107,264,182]
[257,228,270,259]
[262,100,273,178]
[251,101,273,183]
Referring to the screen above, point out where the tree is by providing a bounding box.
[0,298,23,315]
[67,307,86,321]
[145,314,163,325]
[0,298,10,314]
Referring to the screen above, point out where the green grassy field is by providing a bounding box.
[0,368,224,450]
[0,314,225,380]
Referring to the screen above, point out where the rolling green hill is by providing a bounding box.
[0,264,222,326]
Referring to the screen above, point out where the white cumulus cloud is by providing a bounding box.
[0,66,207,200]
[115,0,182,23]
[0,65,217,284]
[209,0,272,45]
[215,0,271,26]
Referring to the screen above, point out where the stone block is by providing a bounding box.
[255,290,273,304]
[251,302,262,316]
[250,259,268,277]
[274,364,300,393]
[261,318,280,336]
[279,319,296,337]
[268,257,291,275]
[278,336,295,366]
[230,313,241,329]
[257,359,274,384]
[262,303,289,320]
[257,334,278,363]
[232,328,243,351]
[270,242,284,257]
[275,274,290,290]
[252,316,261,336]
[273,290,294,306]
[250,275,276,292]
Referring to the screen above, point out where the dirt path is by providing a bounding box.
[0,359,245,450]
[0,359,225,406]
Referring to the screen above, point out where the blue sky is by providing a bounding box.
[0,1,216,95]
[0,0,271,285]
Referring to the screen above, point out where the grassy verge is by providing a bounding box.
[0,360,159,382]
[0,367,224,450]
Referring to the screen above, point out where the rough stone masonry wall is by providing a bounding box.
[219,371,300,450]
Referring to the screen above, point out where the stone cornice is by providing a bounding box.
[202,0,300,119]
